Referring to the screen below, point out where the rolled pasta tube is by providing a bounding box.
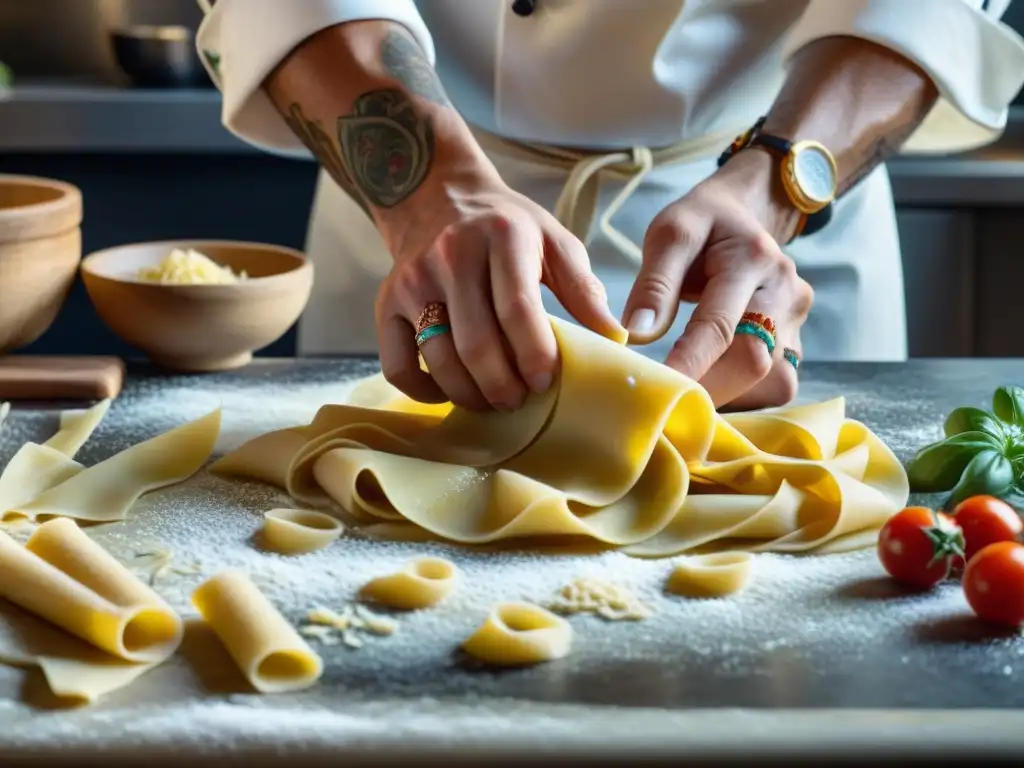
[359,556,458,610]
[666,551,755,598]
[260,508,344,555]
[462,601,572,667]
[192,570,323,693]
[0,530,181,663]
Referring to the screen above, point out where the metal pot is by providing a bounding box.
[0,0,204,83]
[111,24,212,88]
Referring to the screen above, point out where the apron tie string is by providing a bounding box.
[471,127,745,266]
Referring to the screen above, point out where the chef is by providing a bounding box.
[196,0,1024,412]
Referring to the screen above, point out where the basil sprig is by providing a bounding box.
[907,385,1024,509]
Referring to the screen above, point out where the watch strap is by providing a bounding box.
[717,117,835,239]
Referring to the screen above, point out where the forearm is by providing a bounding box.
[263,20,497,244]
[724,35,939,242]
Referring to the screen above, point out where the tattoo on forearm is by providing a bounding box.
[282,103,371,218]
[337,89,435,208]
[380,28,451,107]
[836,119,921,198]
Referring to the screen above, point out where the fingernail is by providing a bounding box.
[627,309,655,335]
[528,372,553,393]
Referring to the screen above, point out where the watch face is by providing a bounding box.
[793,146,837,203]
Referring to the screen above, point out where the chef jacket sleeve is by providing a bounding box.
[782,0,1024,153]
[195,0,435,157]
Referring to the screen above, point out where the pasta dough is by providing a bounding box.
[192,570,323,693]
[213,317,908,561]
[260,508,344,555]
[666,552,755,598]
[462,602,572,667]
[0,398,110,519]
[359,556,458,610]
[0,404,220,702]
[6,408,221,522]
[0,518,183,700]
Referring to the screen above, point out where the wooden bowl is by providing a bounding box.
[0,175,83,354]
[81,240,314,372]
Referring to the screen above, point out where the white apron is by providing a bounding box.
[298,151,906,362]
[196,0,1024,364]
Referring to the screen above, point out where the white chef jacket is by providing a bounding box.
[197,0,1024,362]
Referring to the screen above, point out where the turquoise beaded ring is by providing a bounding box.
[735,312,776,356]
[783,347,800,370]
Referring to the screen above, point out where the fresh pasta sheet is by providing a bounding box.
[213,317,909,557]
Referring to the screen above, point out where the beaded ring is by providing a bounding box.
[783,347,801,370]
[734,312,777,356]
[414,302,452,347]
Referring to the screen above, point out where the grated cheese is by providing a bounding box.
[301,603,398,650]
[544,577,651,621]
[137,248,247,285]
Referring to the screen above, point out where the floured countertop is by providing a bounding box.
[2,358,1024,765]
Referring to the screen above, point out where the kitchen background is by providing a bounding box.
[2,0,1024,359]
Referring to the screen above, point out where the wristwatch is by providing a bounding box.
[718,117,838,238]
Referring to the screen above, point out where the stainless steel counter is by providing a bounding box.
[3,84,1024,205]
[2,357,1024,765]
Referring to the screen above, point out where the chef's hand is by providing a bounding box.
[376,174,626,412]
[623,149,813,410]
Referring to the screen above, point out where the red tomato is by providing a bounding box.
[877,506,965,589]
[963,541,1024,627]
[953,495,1023,563]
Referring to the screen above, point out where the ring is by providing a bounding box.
[735,311,777,355]
[415,302,448,334]
[414,302,451,347]
[416,323,451,347]
[783,347,801,370]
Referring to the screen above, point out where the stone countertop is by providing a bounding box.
[3,84,1024,206]
[2,357,1024,765]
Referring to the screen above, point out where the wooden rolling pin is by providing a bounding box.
[0,356,125,401]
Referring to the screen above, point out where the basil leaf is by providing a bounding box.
[993,386,1024,427]
[943,406,1005,441]
[946,450,1015,510]
[907,432,1002,493]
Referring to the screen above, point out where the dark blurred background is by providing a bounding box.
[2,0,1024,359]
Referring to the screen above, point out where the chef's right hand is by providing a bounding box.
[374,178,626,412]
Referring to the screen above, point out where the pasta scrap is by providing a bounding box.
[462,602,572,667]
[260,508,344,555]
[359,556,458,610]
[667,551,755,598]
[193,570,322,693]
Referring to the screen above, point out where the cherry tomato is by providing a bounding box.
[877,506,965,589]
[963,541,1024,627]
[952,495,1023,563]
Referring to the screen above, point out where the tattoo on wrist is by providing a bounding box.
[282,103,371,218]
[381,28,450,107]
[337,89,435,208]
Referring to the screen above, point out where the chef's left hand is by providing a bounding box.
[623,149,814,410]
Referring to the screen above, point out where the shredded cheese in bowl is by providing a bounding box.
[137,248,247,285]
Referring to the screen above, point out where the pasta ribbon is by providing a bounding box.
[214,317,908,559]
